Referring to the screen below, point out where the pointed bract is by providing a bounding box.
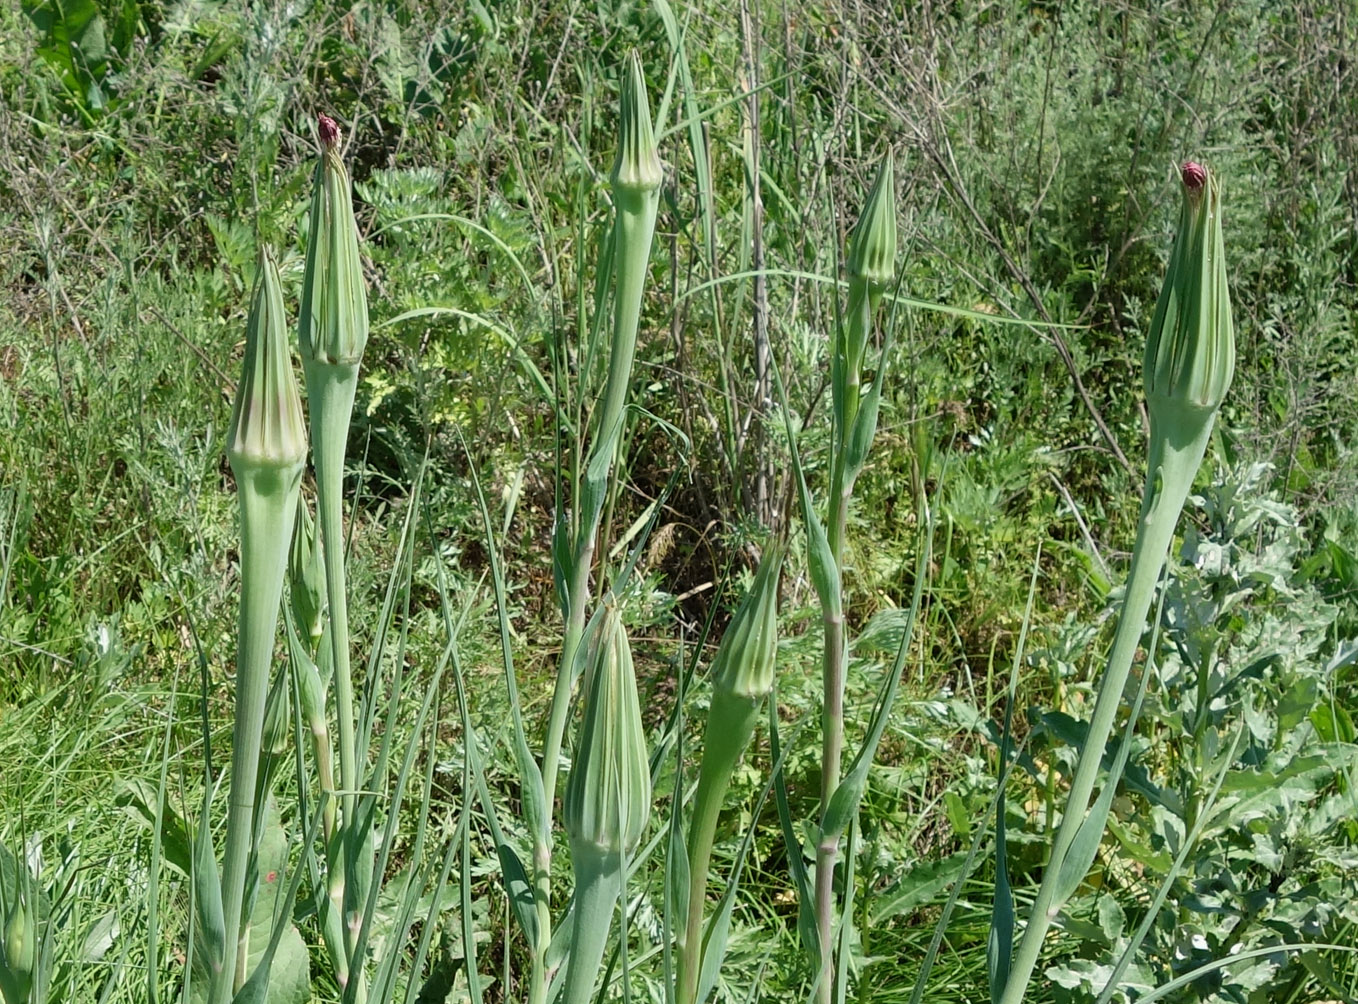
[227,247,307,474]
[611,52,662,195]
[288,493,325,649]
[300,116,369,368]
[1143,161,1235,416]
[563,603,651,857]
[846,152,897,290]
[712,545,784,701]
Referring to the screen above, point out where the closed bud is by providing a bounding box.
[712,545,784,703]
[3,895,34,992]
[1143,161,1235,418]
[563,603,651,857]
[611,52,662,195]
[300,114,369,368]
[677,545,785,1002]
[227,247,307,476]
[261,670,292,757]
[288,493,325,649]
[846,152,897,290]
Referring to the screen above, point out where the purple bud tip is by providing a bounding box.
[1181,161,1206,192]
[318,115,341,149]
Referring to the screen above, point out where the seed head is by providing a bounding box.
[227,247,307,474]
[611,52,662,195]
[1143,161,1234,415]
[563,603,651,857]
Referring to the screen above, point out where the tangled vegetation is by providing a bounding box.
[1,2,1356,1003]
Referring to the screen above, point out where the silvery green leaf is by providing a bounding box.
[80,910,119,963]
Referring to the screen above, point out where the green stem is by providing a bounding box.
[998,407,1215,1004]
[677,695,761,1004]
[533,178,659,1004]
[541,559,593,820]
[562,846,624,1004]
[595,189,656,459]
[814,278,873,1004]
[305,359,364,997]
[216,468,301,1001]
[529,557,590,1004]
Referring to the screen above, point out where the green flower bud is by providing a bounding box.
[300,115,369,368]
[563,603,651,857]
[288,492,325,650]
[219,249,306,1003]
[3,894,35,993]
[1143,161,1235,418]
[846,151,897,290]
[261,668,292,757]
[677,545,784,1004]
[711,545,784,703]
[227,247,307,476]
[611,51,662,195]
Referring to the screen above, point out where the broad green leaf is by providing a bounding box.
[1310,703,1355,744]
[1277,676,1318,732]
[871,852,970,925]
[233,801,310,1004]
[116,779,193,877]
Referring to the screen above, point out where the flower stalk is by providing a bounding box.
[677,545,783,1004]
[997,162,1234,1004]
[532,51,660,1004]
[814,152,895,1004]
[216,246,307,1001]
[298,113,370,1000]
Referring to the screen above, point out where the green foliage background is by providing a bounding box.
[0,0,1356,1002]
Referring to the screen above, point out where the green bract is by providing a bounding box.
[287,493,325,653]
[563,603,651,857]
[846,151,897,293]
[711,545,784,703]
[227,249,306,475]
[1144,162,1235,417]
[611,50,663,195]
[300,116,369,368]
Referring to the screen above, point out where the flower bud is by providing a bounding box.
[846,151,897,290]
[711,545,784,703]
[1143,161,1235,417]
[3,894,35,993]
[611,52,662,195]
[261,669,292,757]
[300,115,369,368]
[227,247,307,475]
[288,493,325,650]
[563,603,651,857]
